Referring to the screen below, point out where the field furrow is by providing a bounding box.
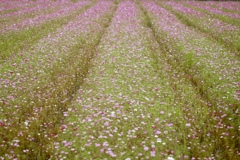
[0,1,116,159]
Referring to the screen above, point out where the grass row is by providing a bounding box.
[142,0,239,159]
[0,0,37,15]
[0,1,70,29]
[0,1,92,63]
[206,1,240,14]
[160,1,240,57]
[0,8,19,15]
[0,1,116,159]
[181,2,240,27]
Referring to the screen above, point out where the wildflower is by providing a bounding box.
[109,151,117,157]
[23,149,29,153]
[0,121,6,127]
[186,123,191,127]
[151,150,156,157]
[167,156,175,160]
[95,143,101,147]
[103,141,108,147]
[61,125,67,131]
[166,123,173,127]
[24,121,28,126]
[144,146,149,151]
[157,138,162,143]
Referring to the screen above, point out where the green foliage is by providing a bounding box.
[0,4,91,63]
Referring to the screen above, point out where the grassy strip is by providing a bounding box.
[222,8,240,15]
[182,3,240,27]
[142,1,239,159]
[0,2,67,28]
[0,1,36,15]
[0,1,116,159]
[0,8,19,15]
[159,2,240,57]
[206,2,240,14]
[0,2,91,63]
[184,1,240,15]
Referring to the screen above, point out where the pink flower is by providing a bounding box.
[166,123,173,127]
[63,112,68,116]
[103,141,108,147]
[109,151,117,157]
[186,123,191,127]
[0,120,6,127]
[95,143,101,147]
[85,143,91,147]
[61,125,67,131]
[151,150,156,157]
[104,122,109,126]
[100,148,105,153]
[144,146,149,151]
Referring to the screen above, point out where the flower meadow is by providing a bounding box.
[0,0,239,159]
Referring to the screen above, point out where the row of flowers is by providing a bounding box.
[142,0,239,159]
[0,0,37,12]
[183,1,240,20]
[162,1,240,58]
[198,1,240,12]
[1,1,90,33]
[54,0,204,159]
[0,1,116,159]
[0,0,92,62]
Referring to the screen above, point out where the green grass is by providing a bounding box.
[159,2,240,58]
[0,2,68,28]
[222,8,240,15]
[0,2,116,159]
[207,3,240,15]
[0,3,91,63]
[1,0,239,159]
[141,1,239,159]
[0,8,19,15]
[182,3,240,27]
[53,1,221,159]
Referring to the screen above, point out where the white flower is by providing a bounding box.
[111,111,115,117]
[167,156,174,160]
[24,121,28,126]
[186,123,191,127]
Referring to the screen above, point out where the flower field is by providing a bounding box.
[0,0,239,159]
